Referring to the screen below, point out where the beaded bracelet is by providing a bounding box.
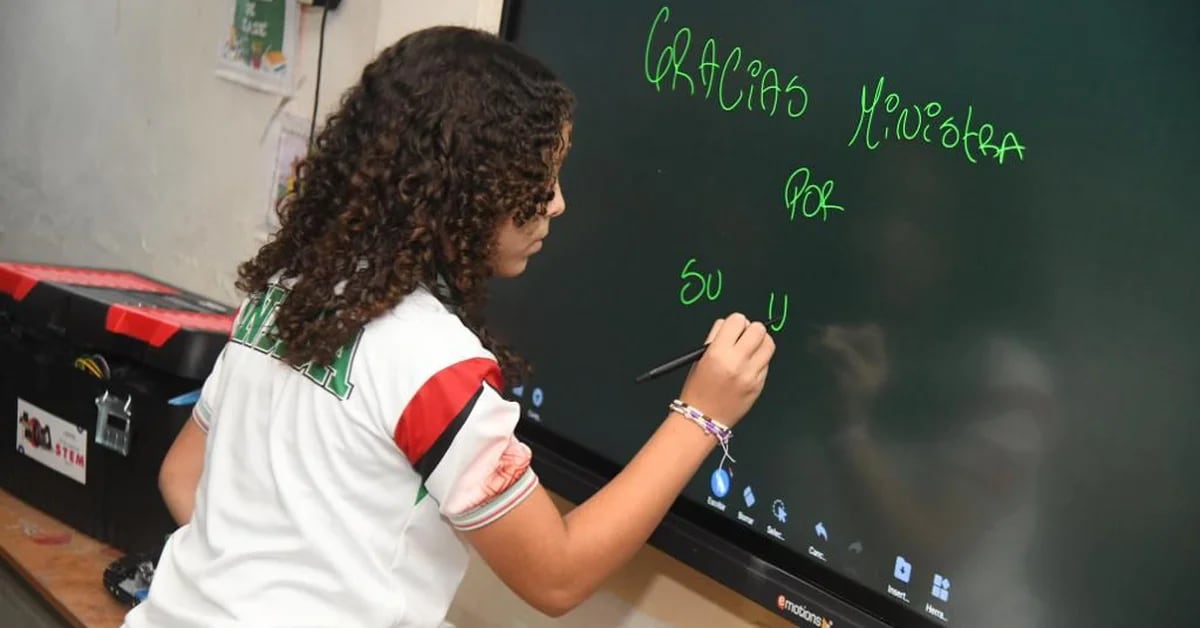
[669,400,736,473]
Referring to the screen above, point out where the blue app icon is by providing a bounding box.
[772,499,788,523]
[894,556,913,583]
[710,468,731,498]
[531,388,544,408]
[743,485,756,507]
[932,574,951,602]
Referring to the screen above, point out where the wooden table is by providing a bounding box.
[0,488,128,627]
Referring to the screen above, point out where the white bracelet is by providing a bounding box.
[669,400,736,471]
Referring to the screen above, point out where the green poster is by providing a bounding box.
[217,0,299,95]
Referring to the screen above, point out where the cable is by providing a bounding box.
[75,356,104,379]
[91,353,111,379]
[309,6,329,150]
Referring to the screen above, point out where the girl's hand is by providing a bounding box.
[678,313,776,427]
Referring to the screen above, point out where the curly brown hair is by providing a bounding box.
[236,26,574,385]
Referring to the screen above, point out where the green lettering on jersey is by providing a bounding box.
[300,329,361,400]
[230,284,361,400]
[231,285,287,349]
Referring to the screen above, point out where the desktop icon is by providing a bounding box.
[814,521,828,541]
[932,574,951,602]
[848,540,864,554]
[711,468,731,498]
[743,485,756,508]
[511,385,524,398]
[772,499,788,523]
[531,387,544,408]
[893,556,913,583]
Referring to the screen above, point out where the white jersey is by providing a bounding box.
[123,285,536,628]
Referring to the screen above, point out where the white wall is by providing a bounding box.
[0,1,791,626]
[375,0,505,50]
[0,0,385,303]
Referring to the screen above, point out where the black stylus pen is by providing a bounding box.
[634,315,790,383]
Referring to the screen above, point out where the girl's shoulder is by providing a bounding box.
[360,286,497,371]
[349,287,504,424]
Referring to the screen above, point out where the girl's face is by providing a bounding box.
[492,124,571,278]
[490,179,566,278]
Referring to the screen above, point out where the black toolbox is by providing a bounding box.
[0,262,235,554]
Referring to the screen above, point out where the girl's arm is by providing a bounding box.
[465,314,775,616]
[159,416,208,525]
[465,414,719,616]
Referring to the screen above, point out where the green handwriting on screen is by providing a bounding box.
[644,5,808,119]
[767,292,789,332]
[679,258,723,306]
[848,76,1027,165]
[785,166,844,222]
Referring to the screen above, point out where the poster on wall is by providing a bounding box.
[216,0,300,95]
[262,113,311,238]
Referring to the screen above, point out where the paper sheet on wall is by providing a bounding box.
[261,113,311,239]
[216,0,300,95]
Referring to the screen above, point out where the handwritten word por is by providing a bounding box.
[644,6,808,119]
[680,258,724,306]
[767,292,789,332]
[785,167,845,222]
[848,76,1026,165]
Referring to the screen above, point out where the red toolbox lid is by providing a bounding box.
[0,262,236,381]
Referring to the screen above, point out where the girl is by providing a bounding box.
[124,26,775,628]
